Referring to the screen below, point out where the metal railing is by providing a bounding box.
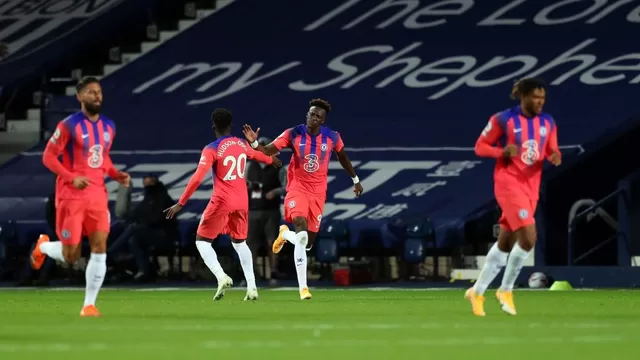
[567,189,632,265]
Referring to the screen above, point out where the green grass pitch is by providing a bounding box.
[1,288,639,359]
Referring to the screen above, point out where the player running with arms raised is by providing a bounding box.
[164,109,281,301]
[243,98,363,300]
[466,78,561,316]
[30,77,130,316]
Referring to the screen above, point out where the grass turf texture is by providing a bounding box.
[0,288,639,359]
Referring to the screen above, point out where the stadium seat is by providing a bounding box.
[319,220,350,253]
[320,220,349,239]
[405,218,435,240]
[313,221,347,279]
[403,237,426,264]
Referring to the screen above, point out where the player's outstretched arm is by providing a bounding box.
[247,146,282,168]
[166,147,214,219]
[243,124,284,156]
[475,115,515,159]
[42,124,78,182]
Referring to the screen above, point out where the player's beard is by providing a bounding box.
[525,102,538,116]
[84,102,101,115]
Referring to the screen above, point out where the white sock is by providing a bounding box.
[283,230,296,244]
[472,243,509,295]
[84,253,106,307]
[39,241,66,263]
[501,243,531,291]
[232,242,256,290]
[196,240,227,283]
[294,231,308,290]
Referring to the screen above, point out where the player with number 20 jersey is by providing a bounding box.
[165,109,280,301]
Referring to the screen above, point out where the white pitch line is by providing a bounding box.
[3,322,633,333]
[0,335,629,352]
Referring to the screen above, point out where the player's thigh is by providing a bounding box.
[56,199,85,246]
[306,196,326,233]
[83,199,111,251]
[496,195,535,232]
[197,204,229,239]
[497,213,513,232]
[284,191,310,223]
[227,210,249,240]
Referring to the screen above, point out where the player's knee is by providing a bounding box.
[518,238,535,251]
[292,217,307,231]
[62,249,80,264]
[497,229,516,252]
[91,243,107,254]
[195,234,213,242]
[88,232,108,252]
[517,225,536,251]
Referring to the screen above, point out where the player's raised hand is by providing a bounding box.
[354,182,364,197]
[549,151,562,166]
[503,144,518,158]
[116,171,131,187]
[164,203,183,219]
[270,155,283,168]
[72,176,90,189]
[242,124,260,143]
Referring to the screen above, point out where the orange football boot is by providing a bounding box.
[300,287,312,300]
[496,289,517,315]
[272,225,289,254]
[30,234,50,270]
[80,305,102,317]
[464,288,486,316]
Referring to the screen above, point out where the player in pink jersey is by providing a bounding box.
[164,109,281,301]
[30,77,130,316]
[465,78,561,317]
[243,98,363,300]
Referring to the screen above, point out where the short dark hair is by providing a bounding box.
[212,108,233,130]
[76,76,100,93]
[309,98,331,113]
[511,77,546,100]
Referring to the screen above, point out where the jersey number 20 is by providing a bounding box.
[222,153,247,181]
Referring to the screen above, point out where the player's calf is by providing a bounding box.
[231,238,257,293]
[195,236,229,283]
[84,231,109,312]
[195,235,233,300]
[498,224,536,314]
[290,217,311,296]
